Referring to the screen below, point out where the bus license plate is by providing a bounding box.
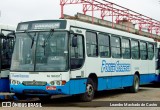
[46,86,56,90]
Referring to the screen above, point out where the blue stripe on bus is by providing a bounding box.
[97,75,134,90]
[10,73,156,96]
[98,73,156,91]
[155,74,160,82]
[10,79,87,95]
[140,74,157,84]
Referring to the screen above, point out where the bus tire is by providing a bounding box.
[39,96,51,102]
[80,78,95,102]
[15,94,27,100]
[129,74,139,93]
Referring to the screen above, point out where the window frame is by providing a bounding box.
[131,39,140,59]
[70,33,85,70]
[147,43,154,60]
[121,37,131,59]
[86,31,98,57]
[140,41,147,60]
[98,33,111,58]
[110,35,121,58]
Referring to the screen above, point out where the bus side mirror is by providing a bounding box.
[6,32,16,39]
[72,35,78,47]
[0,33,4,38]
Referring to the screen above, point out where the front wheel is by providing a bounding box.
[80,78,95,102]
[126,74,139,93]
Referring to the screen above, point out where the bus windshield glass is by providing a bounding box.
[11,31,68,71]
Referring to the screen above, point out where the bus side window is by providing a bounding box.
[71,34,84,69]
[148,43,154,60]
[122,38,131,59]
[111,35,121,58]
[140,42,147,60]
[131,40,140,59]
[86,32,98,57]
[98,33,110,57]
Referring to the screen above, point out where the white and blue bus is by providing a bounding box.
[0,25,15,98]
[10,19,156,101]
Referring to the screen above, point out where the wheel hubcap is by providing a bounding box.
[87,84,93,96]
[135,77,139,90]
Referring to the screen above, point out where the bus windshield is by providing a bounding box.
[11,31,68,72]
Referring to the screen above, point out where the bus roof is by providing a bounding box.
[16,19,155,43]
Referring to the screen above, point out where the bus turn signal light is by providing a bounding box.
[62,80,66,85]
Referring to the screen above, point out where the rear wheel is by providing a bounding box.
[125,74,139,93]
[80,78,95,102]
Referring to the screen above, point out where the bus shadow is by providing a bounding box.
[94,87,148,100]
[0,84,152,107]
[11,86,152,107]
[141,83,160,88]
[35,88,149,107]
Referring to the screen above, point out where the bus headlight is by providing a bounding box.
[12,80,16,85]
[49,80,66,86]
[17,81,21,85]
[11,80,21,85]
[56,81,61,85]
[50,81,55,85]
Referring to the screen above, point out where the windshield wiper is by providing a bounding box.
[42,29,54,55]
[25,31,35,48]
[44,29,54,46]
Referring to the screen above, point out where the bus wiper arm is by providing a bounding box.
[44,29,54,47]
[25,31,34,48]
[42,29,54,56]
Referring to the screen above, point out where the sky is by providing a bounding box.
[0,0,160,26]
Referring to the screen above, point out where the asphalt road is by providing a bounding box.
[0,83,160,110]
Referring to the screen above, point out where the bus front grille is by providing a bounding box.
[23,89,48,95]
[22,81,47,86]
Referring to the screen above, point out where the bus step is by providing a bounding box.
[0,93,15,100]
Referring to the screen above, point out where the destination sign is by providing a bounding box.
[16,20,67,31]
[31,22,60,30]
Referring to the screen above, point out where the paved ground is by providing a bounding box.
[0,83,160,110]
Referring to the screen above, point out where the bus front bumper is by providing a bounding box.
[10,84,70,96]
[10,79,87,96]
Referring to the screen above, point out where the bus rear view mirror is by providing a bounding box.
[6,32,16,38]
[72,35,78,47]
